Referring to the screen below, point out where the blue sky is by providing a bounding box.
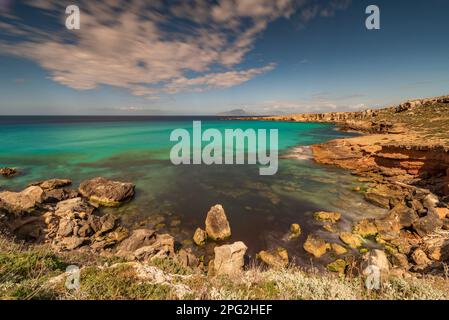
[0,0,448,115]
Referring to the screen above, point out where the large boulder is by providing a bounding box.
[0,186,43,215]
[212,241,247,276]
[257,247,289,268]
[205,205,231,241]
[303,234,329,258]
[79,177,135,207]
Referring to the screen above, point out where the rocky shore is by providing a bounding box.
[241,94,449,279]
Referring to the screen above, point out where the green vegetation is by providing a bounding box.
[1,235,448,300]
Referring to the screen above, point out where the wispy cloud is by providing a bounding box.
[0,0,351,99]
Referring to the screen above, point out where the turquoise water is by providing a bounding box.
[0,116,385,265]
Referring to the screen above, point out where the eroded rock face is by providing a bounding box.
[212,241,247,276]
[205,204,231,241]
[79,177,135,207]
[257,247,289,268]
[0,186,44,215]
[303,235,329,258]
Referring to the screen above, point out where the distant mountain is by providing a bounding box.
[217,109,253,116]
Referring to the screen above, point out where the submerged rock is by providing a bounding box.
[193,227,207,246]
[303,234,329,258]
[79,177,135,207]
[314,211,341,223]
[0,186,43,215]
[339,232,363,248]
[205,204,231,241]
[212,241,247,276]
[257,247,289,268]
[0,167,18,178]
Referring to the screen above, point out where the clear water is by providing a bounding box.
[0,116,385,266]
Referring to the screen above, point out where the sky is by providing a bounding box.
[0,0,448,115]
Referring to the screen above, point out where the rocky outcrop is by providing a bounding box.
[314,211,341,223]
[211,241,247,276]
[205,204,231,241]
[257,247,289,268]
[0,186,43,215]
[79,177,135,207]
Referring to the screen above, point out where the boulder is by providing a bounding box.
[391,253,410,269]
[362,249,390,279]
[42,188,79,203]
[303,234,329,258]
[388,203,419,228]
[57,218,74,237]
[327,259,347,274]
[314,211,341,223]
[79,177,135,207]
[374,216,401,241]
[0,167,18,177]
[213,241,247,276]
[331,243,348,255]
[288,223,301,240]
[353,219,378,237]
[55,198,94,219]
[412,212,443,237]
[116,229,156,256]
[58,236,85,250]
[177,248,200,268]
[411,248,431,266]
[0,186,43,215]
[134,233,175,261]
[257,247,289,268]
[29,179,72,190]
[193,227,207,246]
[99,214,117,234]
[91,227,129,251]
[339,232,363,248]
[205,205,231,241]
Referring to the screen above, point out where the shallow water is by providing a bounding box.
[0,116,385,265]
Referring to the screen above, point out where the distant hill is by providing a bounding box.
[217,109,253,116]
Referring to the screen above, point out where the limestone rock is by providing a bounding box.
[0,186,43,215]
[0,167,18,177]
[314,211,341,223]
[55,198,94,219]
[213,241,247,276]
[353,219,378,237]
[134,233,175,261]
[79,177,135,207]
[339,232,363,248]
[116,229,156,256]
[193,227,207,246]
[331,243,348,255]
[303,234,329,258]
[29,179,72,190]
[288,223,301,240]
[412,212,443,237]
[411,248,431,266]
[205,204,231,241]
[327,259,347,274]
[257,247,289,268]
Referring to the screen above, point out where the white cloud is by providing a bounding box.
[0,0,351,100]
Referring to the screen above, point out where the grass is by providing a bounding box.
[1,235,448,300]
